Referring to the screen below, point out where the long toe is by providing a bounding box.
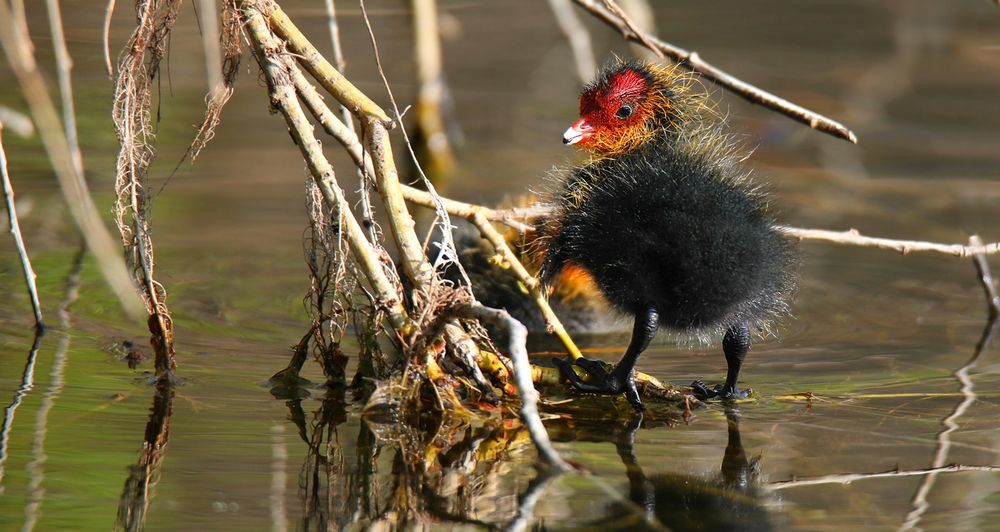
[574,357,611,379]
[624,380,645,411]
[690,380,719,400]
[553,357,606,393]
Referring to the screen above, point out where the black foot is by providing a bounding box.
[690,380,751,402]
[553,357,645,411]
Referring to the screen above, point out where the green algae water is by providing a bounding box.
[2,0,1000,529]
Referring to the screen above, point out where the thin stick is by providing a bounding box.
[470,211,583,361]
[242,4,413,337]
[778,226,1000,257]
[546,0,597,82]
[571,0,858,144]
[0,123,44,330]
[365,120,436,291]
[322,0,378,244]
[0,0,144,321]
[359,0,460,291]
[103,0,117,79]
[408,193,1000,259]
[455,303,572,472]
[768,464,1000,491]
[44,0,83,177]
[401,186,536,233]
[600,0,661,58]
[969,235,1000,320]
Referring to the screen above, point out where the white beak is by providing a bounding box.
[563,126,584,145]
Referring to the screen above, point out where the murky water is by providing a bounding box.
[2,0,1000,529]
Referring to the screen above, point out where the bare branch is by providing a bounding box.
[600,0,661,58]
[322,0,379,244]
[411,0,457,178]
[397,195,1000,259]
[242,3,413,338]
[196,0,223,92]
[0,0,144,321]
[546,0,597,82]
[0,123,44,331]
[571,0,858,144]
[267,6,391,123]
[454,303,572,472]
[778,226,1000,257]
[44,0,83,176]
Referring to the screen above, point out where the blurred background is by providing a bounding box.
[1,0,1000,529]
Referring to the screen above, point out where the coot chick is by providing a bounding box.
[543,59,796,409]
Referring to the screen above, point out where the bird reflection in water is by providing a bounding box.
[575,407,776,532]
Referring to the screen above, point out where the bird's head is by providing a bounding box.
[563,59,703,156]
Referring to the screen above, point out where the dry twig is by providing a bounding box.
[0,123,43,330]
[322,0,379,244]
[778,226,1000,257]
[0,0,144,321]
[571,0,858,143]
[268,7,390,123]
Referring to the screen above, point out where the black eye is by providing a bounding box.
[615,104,633,119]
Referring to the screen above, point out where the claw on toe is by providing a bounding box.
[553,357,645,411]
[689,380,751,402]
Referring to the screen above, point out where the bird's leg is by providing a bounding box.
[692,321,752,400]
[554,303,659,411]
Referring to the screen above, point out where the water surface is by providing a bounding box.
[1,0,1000,529]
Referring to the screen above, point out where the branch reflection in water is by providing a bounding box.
[114,383,174,532]
[282,387,777,530]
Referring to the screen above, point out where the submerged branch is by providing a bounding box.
[571,0,858,144]
[455,303,572,472]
